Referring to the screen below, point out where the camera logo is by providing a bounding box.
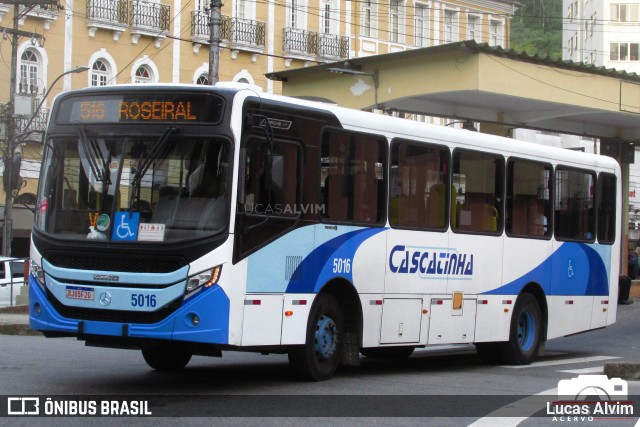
[7,397,40,415]
[558,375,628,401]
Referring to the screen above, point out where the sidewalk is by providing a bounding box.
[0,305,37,336]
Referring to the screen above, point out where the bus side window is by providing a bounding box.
[321,129,386,225]
[390,139,449,230]
[506,159,552,238]
[597,173,616,244]
[452,149,504,234]
[555,167,595,241]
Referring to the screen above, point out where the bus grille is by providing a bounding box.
[46,252,183,273]
[47,291,182,324]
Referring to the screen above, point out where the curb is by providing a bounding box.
[0,324,41,336]
[604,362,640,381]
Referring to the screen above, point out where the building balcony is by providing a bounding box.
[222,16,266,53]
[18,4,59,30]
[14,108,48,141]
[130,0,170,47]
[318,33,349,60]
[190,12,265,55]
[283,28,349,62]
[86,0,128,40]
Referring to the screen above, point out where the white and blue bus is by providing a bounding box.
[29,84,620,381]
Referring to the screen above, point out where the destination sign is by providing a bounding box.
[55,92,224,124]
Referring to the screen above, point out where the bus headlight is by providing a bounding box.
[29,259,45,289]
[185,265,222,299]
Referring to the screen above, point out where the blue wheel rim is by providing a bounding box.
[314,314,338,360]
[517,309,536,351]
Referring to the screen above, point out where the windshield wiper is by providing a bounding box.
[77,127,109,183]
[129,126,178,210]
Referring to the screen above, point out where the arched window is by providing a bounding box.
[91,59,110,87]
[134,65,152,83]
[196,74,209,85]
[19,49,40,94]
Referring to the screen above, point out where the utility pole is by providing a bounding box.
[2,0,56,257]
[207,0,222,85]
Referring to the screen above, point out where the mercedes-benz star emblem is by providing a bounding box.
[99,291,112,306]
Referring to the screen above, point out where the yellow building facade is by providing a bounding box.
[0,0,516,255]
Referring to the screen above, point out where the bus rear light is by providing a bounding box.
[565,300,574,305]
[478,300,488,305]
[370,300,383,305]
[502,300,512,305]
[244,300,261,305]
[292,300,307,305]
[601,300,609,305]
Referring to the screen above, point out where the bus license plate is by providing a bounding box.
[66,286,95,301]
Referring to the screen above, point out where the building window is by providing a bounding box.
[361,0,377,37]
[237,0,247,19]
[444,10,457,43]
[414,4,429,47]
[196,74,209,85]
[390,0,400,42]
[19,49,40,94]
[489,20,502,46]
[468,15,479,41]
[91,59,109,87]
[287,0,306,29]
[321,0,338,34]
[323,3,331,33]
[611,3,640,22]
[610,42,640,61]
[134,65,153,83]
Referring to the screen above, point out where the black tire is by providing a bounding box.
[360,346,415,359]
[500,293,542,365]
[141,343,193,371]
[288,293,343,381]
[475,342,502,364]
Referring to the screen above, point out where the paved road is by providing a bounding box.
[0,302,638,426]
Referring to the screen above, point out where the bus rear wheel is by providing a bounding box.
[141,343,193,371]
[360,346,415,359]
[501,293,542,365]
[288,293,343,381]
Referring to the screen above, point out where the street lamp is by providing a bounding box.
[326,65,380,109]
[21,65,90,134]
[2,65,89,257]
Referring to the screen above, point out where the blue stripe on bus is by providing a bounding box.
[483,242,609,296]
[285,227,386,293]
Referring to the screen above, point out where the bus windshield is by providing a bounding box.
[34,131,229,242]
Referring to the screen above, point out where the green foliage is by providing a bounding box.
[510,0,563,60]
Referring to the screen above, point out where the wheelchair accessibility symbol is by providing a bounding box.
[112,212,140,241]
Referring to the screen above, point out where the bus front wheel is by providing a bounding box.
[288,293,343,381]
[141,343,193,371]
[501,293,542,365]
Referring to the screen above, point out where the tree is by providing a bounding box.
[510,0,563,59]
